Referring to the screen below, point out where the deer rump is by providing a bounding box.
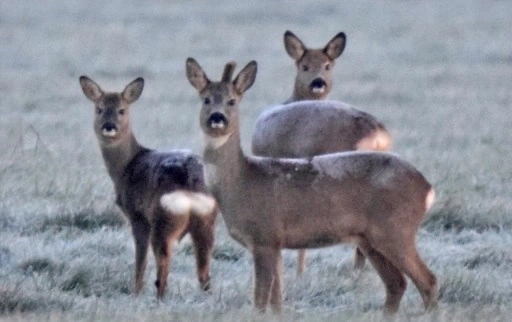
[252,101,387,158]
[116,149,208,220]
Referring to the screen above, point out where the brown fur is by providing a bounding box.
[253,31,392,275]
[79,76,217,299]
[186,58,437,314]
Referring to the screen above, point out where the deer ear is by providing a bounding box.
[324,32,346,60]
[284,30,306,61]
[122,77,144,104]
[186,58,210,91]
[79,76,103,102]
[233,61,257,95]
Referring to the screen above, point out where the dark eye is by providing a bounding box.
[118,109,125,115]
[325,63,331,71]
[227,99,236,106]
[96,107,103,114]
[302,65,309,72]
[204,97,211,105]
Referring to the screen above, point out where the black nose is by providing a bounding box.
[208,112,228,126]
[102,122,117,132]
[310,78,327,88]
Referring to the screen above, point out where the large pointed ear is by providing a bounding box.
[323,32,346,60]
[221,61,237,82]
[284,30,306,61]
[233,61,257,95]
[121,77,144,104]
[79,76,103,102]
[186,57,210,91]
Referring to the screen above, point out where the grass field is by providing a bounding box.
[1,0,512,321]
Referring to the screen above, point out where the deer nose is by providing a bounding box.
[208,112,228,129]
[102,122,117,132]
[310,78,327,89]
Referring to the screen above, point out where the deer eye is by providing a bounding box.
[118,109,125,115]
[227,99,236,106]
[302,65,309,72]
[204,97,211,105]
[325,63,331,71]
[96,107,103,114]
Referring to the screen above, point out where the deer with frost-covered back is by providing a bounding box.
[186,58,437,314]
[252,30,393,275]
[79,76,217,299]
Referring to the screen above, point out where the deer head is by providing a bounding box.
[284,31,346,101]
[79,76,144,147]
[185,58,257,147]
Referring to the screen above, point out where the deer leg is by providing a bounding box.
[269,250,283,313]
[364,247,407,314]
[353,247,366,272]
[253,246,280,312]
[189,214,215,292]
[297,249,306,276]
[130,217,150,295]
[375,240,437,311]
[151,215,189,300]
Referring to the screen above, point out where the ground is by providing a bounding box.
[1,0,511,321]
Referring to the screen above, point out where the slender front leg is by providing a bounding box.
[253,246,280,312]
[297,249,306,276]
[189,214,215,292]
[269,250,283,313]
[353,247,366,272]
[130,216,150,295]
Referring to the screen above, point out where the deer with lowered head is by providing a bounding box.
[186,58,437,314]
[79,76,217,299]
[252,31,393,275]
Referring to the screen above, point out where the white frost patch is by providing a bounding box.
[102,128,117,137]
[204,133,232,149]
[160,191,216,216]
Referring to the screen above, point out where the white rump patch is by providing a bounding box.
[356,129,391,151]
[373,129,392,151]
[204,133,232,149]
[160,191,216,216]
[102,128,117,137]
[425,188,436,212]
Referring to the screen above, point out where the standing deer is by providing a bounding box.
[79,76,217,299]
[186,58,437,314]
[252,30,393,275]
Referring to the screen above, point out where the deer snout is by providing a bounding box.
[310,78,327,94]
[101,122,118,137]
[207,112,228,129]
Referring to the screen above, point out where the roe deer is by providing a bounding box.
[186,58,437,314]
[252,30,393,275]
[79,76,217,299]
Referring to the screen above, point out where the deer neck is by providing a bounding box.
[291,81,328,102]
[202,128,247,200]
[99,132,143,187]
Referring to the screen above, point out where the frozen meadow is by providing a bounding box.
[1,1,512,321]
